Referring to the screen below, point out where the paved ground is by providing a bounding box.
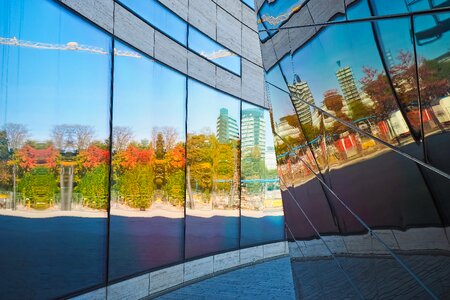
[157,257,296,300]
[291,254,450,299]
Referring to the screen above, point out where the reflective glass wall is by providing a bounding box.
[258,0,450,298]
[0,0,283,298]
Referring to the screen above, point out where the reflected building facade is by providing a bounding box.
[0,0,285,299]
[257,0,450,298]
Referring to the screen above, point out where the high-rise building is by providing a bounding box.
[216,108,239,143]
[241,108,265,158]
[335,65,362,109]
[288,75,315,125]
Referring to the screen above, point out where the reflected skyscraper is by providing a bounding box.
[216,108,239,143]
[241,108,265,159]
[335,65,362,111]
[288,75,315,125]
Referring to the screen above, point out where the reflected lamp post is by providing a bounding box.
[8,148,16,210]
[60,140,77,211]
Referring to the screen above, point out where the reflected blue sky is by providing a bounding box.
[0,0,111,141]
[114,41,185,142]
[188,27,241,75]
[118,0,187,45]
[188,79,240,134]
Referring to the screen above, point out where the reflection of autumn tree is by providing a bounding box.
[0,131,11,189]
[361,51,450,132]
[323,89,351,135]
[164,144,185,206]
[18,167,58,208]
[114,144,154,209]
[187,132,238,207]
[13,144,60,208]
[242,146,264,194]
[187,134,213,202]
[360,67,398,121]
[154,133,166,189]
[75,144,109,209]
[77,165,109,209]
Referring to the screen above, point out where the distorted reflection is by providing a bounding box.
[414,11,450,224]
[109,41,185,280]
[282,19,423,158]
[186,80,240,258]
[240,102,284,247]
[263,0,450,298]
[0,0,110,298]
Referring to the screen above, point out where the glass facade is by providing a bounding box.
[118,0,242,75]
[260,0,450,298]
[0,0,283,298]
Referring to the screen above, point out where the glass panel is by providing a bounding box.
[118,0,187,45]
[109,42,185,280]
[185,80,240,258]
[257,0,308,42]
[414,11,450,224]
[242,0,255,10]
[267,84,340,238]
[0,0,110,298]
[281,20,424,159]
[370,0,450,16]
[240,102,284,247]
[188,26,241,75]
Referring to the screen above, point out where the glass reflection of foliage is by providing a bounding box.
[112,128,186,210]
[186,132,239,209]
[0,123,110,210]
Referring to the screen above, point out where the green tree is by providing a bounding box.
[116,164,154,209]
[77,165,109,209]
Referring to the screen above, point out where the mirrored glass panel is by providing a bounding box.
[414,11,450,224]
[186,80,240,258]
[267,84,339,239]
[109,42,186,280]
[240,102,284,247]
[242,0,255,10]
[281,20,424,160]
[370,0,450,17]
[188,26,241,75]
[0,0,110,298]
[118,0,187,45]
